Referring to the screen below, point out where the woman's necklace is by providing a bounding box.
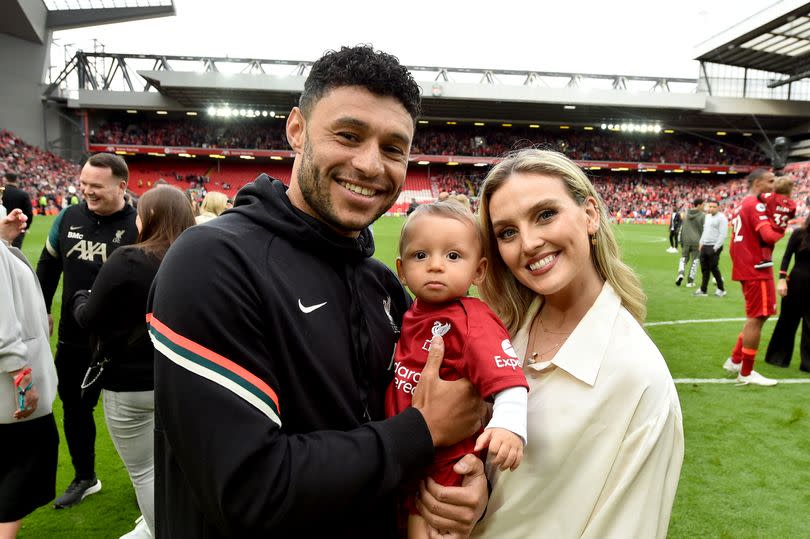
[526,310,573,365]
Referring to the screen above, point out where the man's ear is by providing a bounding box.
[472,257,488,286]
[286,107,306,154]
[395,257,407,286]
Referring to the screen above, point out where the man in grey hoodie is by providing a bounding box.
[676,198,705,287]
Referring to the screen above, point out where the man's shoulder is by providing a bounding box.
[54,204,81,227]
[4,185,27,199]
[362,255,402,286]
[741,194,762,209]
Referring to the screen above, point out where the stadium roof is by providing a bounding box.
[0,0,175,43]
[695,0,810,79]
[47,52,810,134]
[43,0,172,9]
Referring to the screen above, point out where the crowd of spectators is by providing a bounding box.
[89,119,767,166]
[411,128,767,165]
[429,170,809,222]
[5,127,807,223]
[432,173,485,198]
[91,120,288,150]
[593,175,749,220]
[0,130,80,215]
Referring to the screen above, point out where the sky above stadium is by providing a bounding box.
[52,0,774,79]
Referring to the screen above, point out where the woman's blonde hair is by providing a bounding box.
[200,191,229,216]
[478,149,646,333]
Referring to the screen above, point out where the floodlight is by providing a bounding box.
[601,124,607,130]
[261,111,268,117]
[608,124,614,130]
[270,111,276,117]
[208,107,216,116]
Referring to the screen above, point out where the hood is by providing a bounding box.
[228,175,376,261]
[685,208,703,221]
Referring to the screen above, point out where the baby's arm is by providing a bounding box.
[474,386,527,471]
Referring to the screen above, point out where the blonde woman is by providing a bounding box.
[195,191,228,224]
[471,149,684,539]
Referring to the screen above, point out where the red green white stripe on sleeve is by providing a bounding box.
[146,313,281,427]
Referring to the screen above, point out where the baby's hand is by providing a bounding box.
[474,427,524,471]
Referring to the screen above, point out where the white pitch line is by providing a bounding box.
[644,317,776,327]
[674,378,810,384]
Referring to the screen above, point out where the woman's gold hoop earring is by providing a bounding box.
[591,234,597,246]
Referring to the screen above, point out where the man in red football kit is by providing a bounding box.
[724,169,784,386]
[754,176,797,269]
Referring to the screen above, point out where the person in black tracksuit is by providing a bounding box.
[668,208,682,251]
[765,217,810,371]
[36,153,138,508]
[147,46,486,539]
[2,172,34,249]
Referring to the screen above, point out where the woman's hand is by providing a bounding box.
[777,278,788,297]
[11,368,38,420]
[416,454,488,538]
[0,209,27,243]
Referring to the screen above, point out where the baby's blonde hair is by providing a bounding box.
[774,176,794,196]
[399,201,482,257]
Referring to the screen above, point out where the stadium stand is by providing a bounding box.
[0,129,80,215]
[4,127,808,222]
[89,118,767,166]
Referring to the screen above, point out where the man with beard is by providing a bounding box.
[147,46,487,538]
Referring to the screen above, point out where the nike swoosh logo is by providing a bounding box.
[298,299,327,314]
[70,226,83,230]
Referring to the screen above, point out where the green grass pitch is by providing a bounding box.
[15,215,810,538]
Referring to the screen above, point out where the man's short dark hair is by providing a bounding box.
[706,198,718,204]
[692,198,704,207]
[299,45,421,121]
[748,168,771,186]
[86,152,129,183]
[4,172,18,183]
